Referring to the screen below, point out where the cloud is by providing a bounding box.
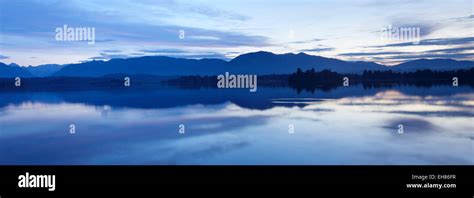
[0,55,9,60]
[138,49,188,54]
[185,4,250,21]
[133,0,250,21]
[88,49,230,61]
[339,51,406,56]
[88,53,129,60]
[374,37,474,48]
[384,53,474,60]
[289,38,324,44]
[171,27,269,47]
[102,50,122,53]
[110,23,270,47]
[136,48,229,59]
[449,14,474,22]
[340,44,474,61]
[425,46,474,53]
[95,39,115,43]
[2,0,472,65]
[339,52,474,62]
[301,47,334,52]
[0,0,269,50]
[361,0,421,7]
[169,53,229,60]
[358,37,474,62]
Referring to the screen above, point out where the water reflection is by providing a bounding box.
[0,85,473,165]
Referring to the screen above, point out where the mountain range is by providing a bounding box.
[1,51,473,78]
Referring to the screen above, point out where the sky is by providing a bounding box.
[0,0,473,66]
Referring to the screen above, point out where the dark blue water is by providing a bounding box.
[1,85,473,164]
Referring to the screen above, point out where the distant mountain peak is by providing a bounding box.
[234,51,275,57]
[8,63,21,67]
[393,58,473,71]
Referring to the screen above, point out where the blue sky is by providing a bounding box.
[0,0,473,66]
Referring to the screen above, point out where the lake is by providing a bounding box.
[0,85,473,165]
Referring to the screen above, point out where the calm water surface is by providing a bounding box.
[0,85,473,165]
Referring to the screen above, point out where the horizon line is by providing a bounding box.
[2,51,472,68]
